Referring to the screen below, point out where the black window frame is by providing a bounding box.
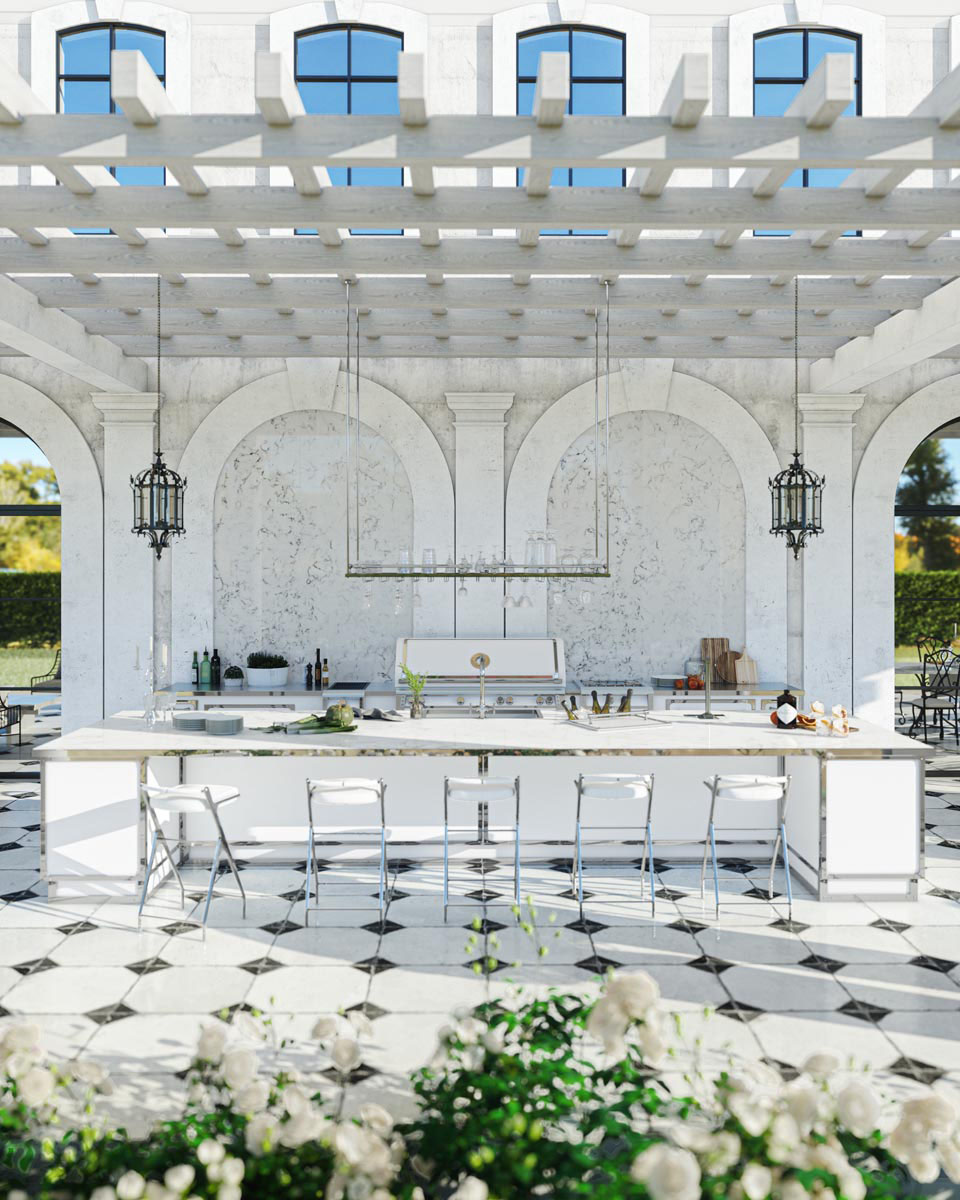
[295,21,404,236]
[753,25,861,236]
[516,24,626,236]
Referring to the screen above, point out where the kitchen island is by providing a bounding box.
[38,710,928,902]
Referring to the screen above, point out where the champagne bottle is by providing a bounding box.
[600,693,612,714]
[305,663,313,691]
[775,687,798,729]
[211,648,221,689]
[617,688,633,713]
[191,651,199,688]
[199,649,212,690]
[591,689,601,714]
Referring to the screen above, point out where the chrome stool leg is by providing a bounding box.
[202,837,222,928]
[708,821,720,919]
[138,828,160,922]
[305,825,315,926]
[209,796,246,919]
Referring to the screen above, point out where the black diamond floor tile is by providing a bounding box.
[238,957,284,976]
[838,999,892,1023]
[655,887,686,901]
[908,954,959,974]
[565,917,608,935]
[280,888,306,902]
[57,920,98,935]
[888,1056,946,1085]
[927,887,960,902]
[321,1063,378,1084]
[353,955,396,975]
[161,921,200,936]
[575,955,621,975]
[390,860,419,875]
[768,917,810,934]
[463,918,506,934]
[21,824,41,833]
[464,889,504,902]
[464,859,502,874]
[869,917,912,934]
[346,1001,388,1021]
[12,956,57,976]
[363,918,404,935]
[1,888,40,902]
[86,1002,135,1026]
[259,919,303,936]
[546,857,573,873]
[687,954,734,975]
[763,1057,800,1081]
[668,918,709,934]
[717,859,754,875]
[386,889,411,903]
[127,958,171,976]
[464,956,510,976]
[743,885,782,902]
[557,888,593,901]
[798,953,845,974]
[715,1001,764,1024]
[214,1002,257,1021]
[0,841,23,853]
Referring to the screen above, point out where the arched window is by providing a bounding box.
[57,24,165,232]
[517,26,625,236]
[295,24,403,235]
[754,27,860,235]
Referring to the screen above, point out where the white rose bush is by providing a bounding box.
[0,971,957,1198]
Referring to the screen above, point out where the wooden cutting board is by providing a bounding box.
[735,652,759,685]
[700,637,730,683]
[718,650,741,683]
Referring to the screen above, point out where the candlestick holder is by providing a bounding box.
[686,651,725,720]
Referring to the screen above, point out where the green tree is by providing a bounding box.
[897,438,960,570]
[0,459,61,572]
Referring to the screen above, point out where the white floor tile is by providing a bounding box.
[751,1011,900,1070]
[125,965,252,1014]
[85,1013,224,1073]
[368,965,490,1013]
[882,1011,960,1070]
[160,926,276,966]
[50,927,170,967]
[4,965,135,1014]
[721,963,849,1012]
[271,926,382,966]
[838,963,960,1011]
[0,927,66,966]
[801,925,917,964]
[246,964,373,1013]
[592,925,701,964]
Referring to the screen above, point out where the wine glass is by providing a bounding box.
[501,582,515,609]
[399,548,411,575]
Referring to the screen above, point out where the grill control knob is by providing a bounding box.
[456,696,465,705]
[506,696,514,704]
[496,696,504,705]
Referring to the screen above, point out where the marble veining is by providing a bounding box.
[546,411,746,682]
[213,410,414,682]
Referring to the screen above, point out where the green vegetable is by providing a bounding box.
[325,701,355,730]
[247,651,289,669]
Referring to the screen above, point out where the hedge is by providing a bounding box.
[0,571,60,646]
[895,570,960,646]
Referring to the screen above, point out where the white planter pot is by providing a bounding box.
[246,667,288,689]
[223,678,244,689]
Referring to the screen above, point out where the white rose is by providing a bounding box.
[908,1093,956,1133]
[19,1066,55,1107]
[767,1113,801,1162]
[234,1011,268,1042]
[5,1053,32,1080]
[283,1085,310,1117]
[908,1151,941,1184]
[221,1157,245,1185]
[838,1167,867,1200]
[728,1092,774,1138]
[455,1018,486,1045]
[740,1163,773,1200]
[705,1131,741,1174]
[2,1024,41,1054]
[331,1036,362,1074]
[196,1026,227,1064]
[607,973,660,1020]
[234,1079,271,1113]
[218,1188,242,1200]
[360,1103,394,1137]
[312,1016,339,1040]
[220,1048,257,1091]
[631,1144,701,1200]
[90,1189,117,1200]
[73,1059,107,1087]
[451,1178,489,1200]
[244,1112,279,1155]
[163,1165,195,1195]
[116,1171,146,1200]
[347,1010,374,1038]
[778,1183,808,1200]
[335,1123,376,1167]
[802,1052,840,1079]
[782,1081,821,1133]
[482,1026,506,1055]
[196,1140,224,1167]
[889,1120,928,1163]
[144,1183,173,1200]
[939,1136,960,1184]
[279,1107,325,1148]
[636,1021,667,1065]
[836,1081,880,1138]
[586,996,629,1058]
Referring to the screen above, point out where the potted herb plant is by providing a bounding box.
[223,665,244,689]
[246,652,289,689]
[400,662,427,718]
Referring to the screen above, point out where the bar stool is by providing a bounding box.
[701,774,793,917]
[138,783,246,928]
[305,777,387,926]
[443,775,520,921]
[574,773,656,915]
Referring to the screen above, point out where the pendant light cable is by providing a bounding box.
[156,273,161,457]
[793,274,800,457]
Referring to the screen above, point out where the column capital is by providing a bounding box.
[798,394,865,427]
[92,393,161,427]
[445,392,515,427]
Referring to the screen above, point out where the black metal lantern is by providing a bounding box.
[132,276,186,558]
[769,277,824,558]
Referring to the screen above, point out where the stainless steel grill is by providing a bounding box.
[394,637,571,715]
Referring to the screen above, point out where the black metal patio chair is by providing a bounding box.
[31,649,61,693]
[908,648,960,742]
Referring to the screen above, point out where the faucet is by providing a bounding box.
[470,652,491,720]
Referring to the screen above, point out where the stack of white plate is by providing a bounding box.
[172,712,207,732]
[204,712,244,736]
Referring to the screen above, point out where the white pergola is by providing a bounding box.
[0,46,959,391]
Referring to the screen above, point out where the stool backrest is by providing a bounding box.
[140,783,210,815]
[443,776,520,819]
[576,773,654,822]
[306,778,385,826]
[708,775,789,806]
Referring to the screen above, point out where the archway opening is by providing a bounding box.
[894,419,960,727]
[0,420,61,691]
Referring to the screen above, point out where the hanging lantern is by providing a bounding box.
[769,277,824,558]
[132,276,186,558]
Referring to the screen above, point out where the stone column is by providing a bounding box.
[445,392,514,636]
[798,393,864,712]
[91,394,160,715]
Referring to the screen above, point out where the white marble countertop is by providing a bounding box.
[36,710,930,760]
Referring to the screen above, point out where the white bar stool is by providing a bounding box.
[574,773,656,915]
[138,783,245,928]
[305,777,388,926]
[702,774,793,917]
[443,775,520,921]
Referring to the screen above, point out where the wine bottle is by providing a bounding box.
[191,651,199,688]
[315,649,322,689]
[322,658,330,689]
[591,689,601,714]
[617,688,633,714]
[775,687,798,729]
[199,649,212,690]
[600,693,612,714]
[211,648,221,689]
[305,663,313,691]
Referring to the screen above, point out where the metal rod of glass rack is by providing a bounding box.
[355,305,361,562]
[594,306,600,562]
[345,280,351,573]
[605,281,611,573]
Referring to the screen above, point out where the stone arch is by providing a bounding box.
[505,362,785,675]
[171,363,454,675]
[0,374,103,729]
[853,372,960,725]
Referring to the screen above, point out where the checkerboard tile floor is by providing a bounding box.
[2,748,959,1122]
